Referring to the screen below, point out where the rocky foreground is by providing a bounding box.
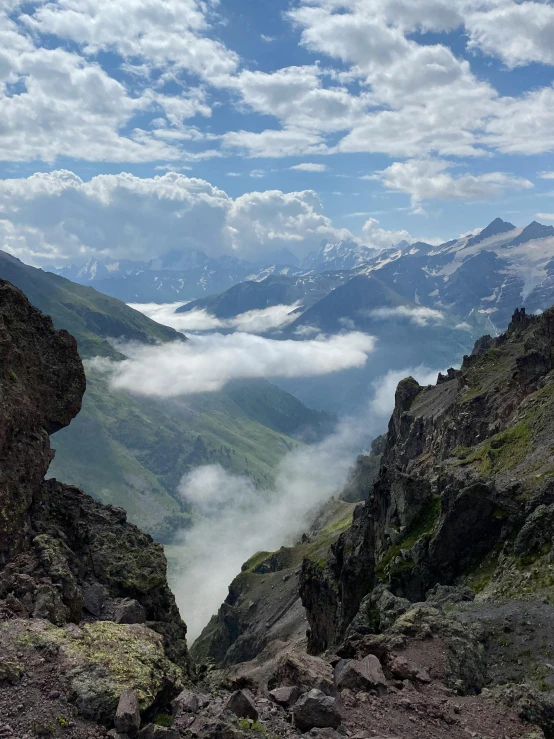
[1,280,554,738]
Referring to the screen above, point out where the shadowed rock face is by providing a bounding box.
[0,279,189,671]
[0,279,86,564]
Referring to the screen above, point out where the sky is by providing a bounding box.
[1,0,554,267]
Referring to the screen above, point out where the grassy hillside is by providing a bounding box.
[0,251,334,539]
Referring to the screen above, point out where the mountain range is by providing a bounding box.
[51,219,554,338]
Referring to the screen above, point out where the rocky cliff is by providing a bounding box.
[0,280,189,736]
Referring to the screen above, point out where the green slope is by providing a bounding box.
[0,251,334,540]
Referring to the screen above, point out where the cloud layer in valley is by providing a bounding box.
[129,302,302,334]
[173,364,440,642]
[91,331,376,396]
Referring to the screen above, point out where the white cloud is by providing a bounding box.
[466,2,554,68]
[539,172,554,180]
[485,86,554,155]
[91,331,376,396]
[23,0,238,83]
[129,302,302,334]
[221,128,328,159]
[290,163,328,172]
[0,170,359,265]
[173,363,441,641]
[370,305,445,326]
[361,217,414,249]
[226,188,354,257]
[0,3,218,163]
[375,159,533,206]
[537,213,554,221]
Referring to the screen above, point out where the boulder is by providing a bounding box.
[115,688,141,737]
[388,655,418,681]
[334,656,387,694]
[83,582,109,618]
[171,688,210,715]
[272,652,334,695]
[269,685,301,707]
[224,689,258,720]
[293,689,341,732]
[115,599,147,625]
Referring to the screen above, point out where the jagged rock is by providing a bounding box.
[115,599,147,625]
[32,583,69,626]
[171,689,210,715]
[334,656,387,694]
[0,281,190,674]
[138,725,179,739]
[271,652,334,695]
[223,690,258,720]
[425,584,475,607]
[115,688,141,737]
[293,689,341,732]
[346,586,411,638]
[0,280,85,565]
[514,505,554,558]
[269,685,301,707]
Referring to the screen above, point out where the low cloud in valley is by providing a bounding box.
[91,331,376,396]
[173,365,441,642]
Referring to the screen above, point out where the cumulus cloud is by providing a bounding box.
[91,331,376,396]
[369,306,445,326]
[361,217,414,249]
[537,214,554,221]
[129,302,302,334]
[173,363,442,641]
[466,1,554,68]
[539,172,554,180]
[375,159,533,207]
[0,170,358,265]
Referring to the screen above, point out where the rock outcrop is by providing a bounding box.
[0,280,189,734]
[300,307,554,654]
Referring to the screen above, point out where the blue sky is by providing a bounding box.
[1,0,554,267]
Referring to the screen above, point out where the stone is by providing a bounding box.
[83,582,109,618]
[171,689,210,715]
[388,655,418,681]
[293,689,341,732]
[138,725,179,739]
[224,690,258,720]
[0,658,23,684]
[334,656,387,694]
[272,652,334,695]
[115,599,147,625]
[269,685,301,707]
[115,688,141,737]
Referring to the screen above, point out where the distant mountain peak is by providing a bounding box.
[507,220,554,247]
[303,240,378,272]
[465,218,516,248]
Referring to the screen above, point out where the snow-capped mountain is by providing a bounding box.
[302,240,378,272]
[49,219,554,327]
[355,218,554,331]
[49,250,303,302]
